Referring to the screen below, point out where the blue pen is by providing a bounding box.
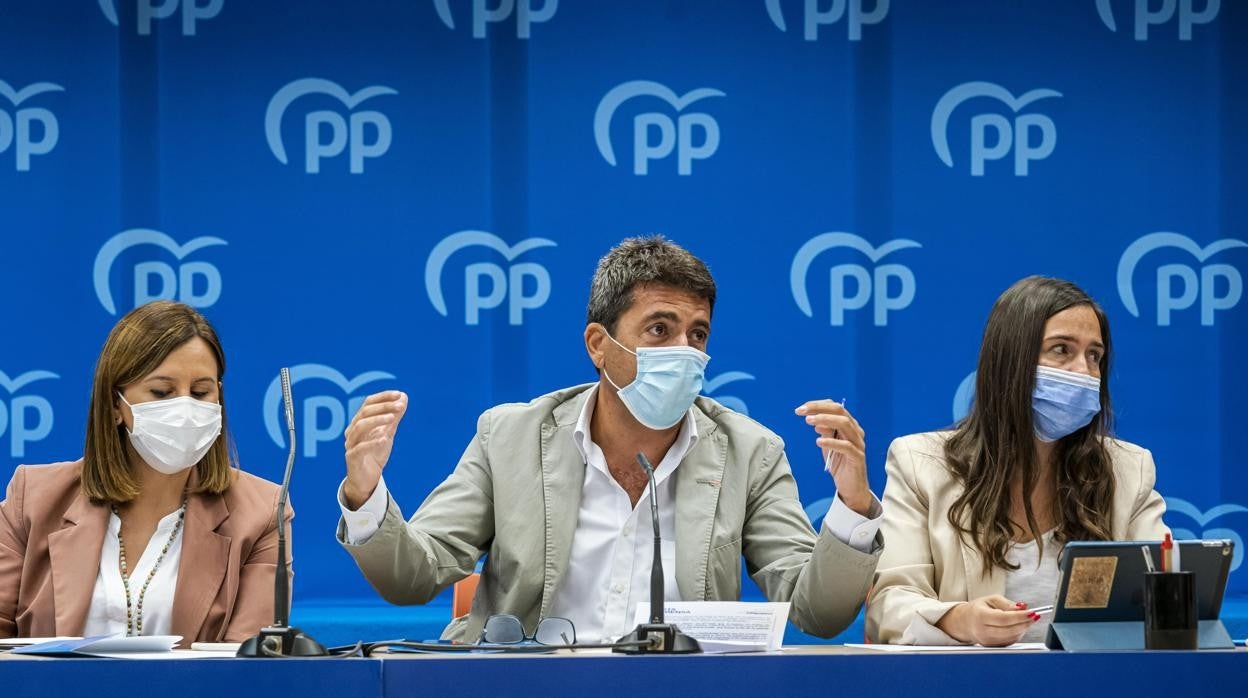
[823,398,847,474]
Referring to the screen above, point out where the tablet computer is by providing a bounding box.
[1045,539,1235,650]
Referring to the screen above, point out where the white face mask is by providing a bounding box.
[119,393,222,475]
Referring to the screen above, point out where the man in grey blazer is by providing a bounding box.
[336,236,884,643]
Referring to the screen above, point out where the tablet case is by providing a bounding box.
[1045,539,1235,650]
[1047,619,1234,650]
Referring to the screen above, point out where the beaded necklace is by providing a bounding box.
[111,500,187,637]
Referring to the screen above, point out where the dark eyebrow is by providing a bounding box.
[640,311,711,332]
[640,310,680,324]
[144,375,217,384]
[1045,334,1105,350]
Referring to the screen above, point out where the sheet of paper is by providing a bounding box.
[842,642,1049,652]
[12,634,181,656]
[86,649,239,659]
[190,642,242,652]
[0,636,79,649]
[632,601,790,652]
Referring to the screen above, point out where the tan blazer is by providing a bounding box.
[866,431,1169,643]
[0,460,292,647]
[339,384,883,643]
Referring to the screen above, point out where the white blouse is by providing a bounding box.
[1003,530,1060,643]
[902,529,1060,645]
[82,506,185,637]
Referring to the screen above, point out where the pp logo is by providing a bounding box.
[0,370,57,459]
[0,81,62,172]
[931,81,1061,176]
[432,0,558,38]
[703,371,755,416]
[1117,232,1246,326]
[426,230,556,325]
[1165,498,1246,572]
[952,371,976,422]
[93,229,227,315]
[98,0,223,36]
[1095,0,1219,40]
[594,80,724,176]
[791,232,921,326]
[264,364,396,458]
[764,0,889,41]
[265,78,396,174]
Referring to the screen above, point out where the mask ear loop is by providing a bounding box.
[600,330,637,393]
[115,392,133,429]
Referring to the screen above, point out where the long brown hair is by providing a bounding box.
[82,301,235,502]
[946,276,1116,574]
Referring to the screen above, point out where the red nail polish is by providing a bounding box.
[1029,613,1039,621]
[1015,602,1026,608]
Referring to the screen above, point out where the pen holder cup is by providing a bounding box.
[1143,571,1197,650]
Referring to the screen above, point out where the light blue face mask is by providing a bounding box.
[1032,365,1101,442]
[602,333,710,430]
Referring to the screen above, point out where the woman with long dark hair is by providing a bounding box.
[867,276,1168,646]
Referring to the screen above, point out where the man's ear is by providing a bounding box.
[584,323,607,370]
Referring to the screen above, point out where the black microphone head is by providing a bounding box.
[279,367,295,432]
[636,453,655,476]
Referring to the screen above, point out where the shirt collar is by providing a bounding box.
[573,383,699,467]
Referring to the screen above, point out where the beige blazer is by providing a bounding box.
[0,460,292,647]
[339,384,883,643]
[866,431,1170,643]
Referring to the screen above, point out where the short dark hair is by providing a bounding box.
[586,236,716,333]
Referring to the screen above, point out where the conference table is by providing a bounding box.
[2,645,1245,696]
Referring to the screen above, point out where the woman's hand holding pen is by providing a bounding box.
[795,399,872,516]
[937,596,1042,647]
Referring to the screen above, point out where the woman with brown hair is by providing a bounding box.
[867,276,1169,646]
[0,301,290,645]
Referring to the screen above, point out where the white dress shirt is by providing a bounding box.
[340,385,883,642]
[83,506,184,637]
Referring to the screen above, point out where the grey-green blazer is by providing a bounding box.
[338,384,882,643]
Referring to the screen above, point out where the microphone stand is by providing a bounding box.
[613,453,701,654]
[238,368,328,657]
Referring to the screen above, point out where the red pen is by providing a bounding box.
[1160,533,1174,573]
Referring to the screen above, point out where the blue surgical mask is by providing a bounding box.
[602,333,710,430]
[1032,365,1101,442]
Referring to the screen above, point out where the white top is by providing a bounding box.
[339,385,882,642]
[1004,530,1060,643]
[83,507,184,637]
[901,530,1060,645]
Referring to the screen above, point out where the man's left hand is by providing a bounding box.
[795,399,873,516]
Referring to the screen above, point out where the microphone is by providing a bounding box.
[613,453,701,654]
[238,368,328,658]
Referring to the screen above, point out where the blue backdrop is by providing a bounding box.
[1,1,1245,610]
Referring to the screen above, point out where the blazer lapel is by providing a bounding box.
[958,507,1006,601]
[171,493,230,642]
[538,396,588,618]
[47,494,108,636]
[674,410,726,601]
